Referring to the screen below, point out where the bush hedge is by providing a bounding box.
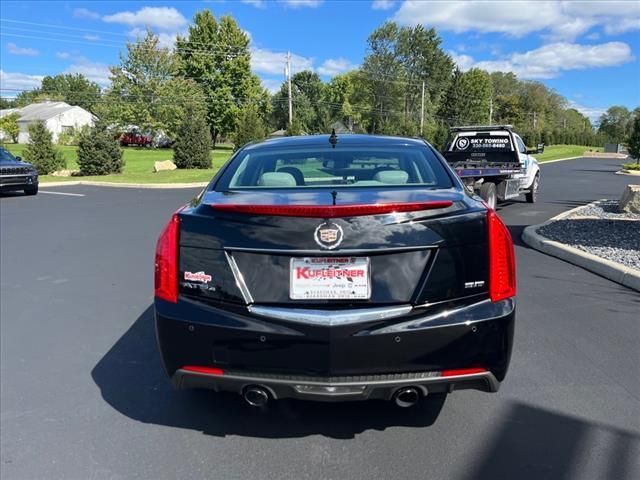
[173,107,212,169]
[77,123,124,175]
[23,121,65,174]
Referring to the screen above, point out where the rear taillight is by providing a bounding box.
[210,201,453,218]
[487,209,516,302]
[154,213,180,303]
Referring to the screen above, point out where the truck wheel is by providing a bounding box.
[525,174,539,203]
[479,182,497,210]
[24,185,38,196]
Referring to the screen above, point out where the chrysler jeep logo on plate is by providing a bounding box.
[314,221,344,249]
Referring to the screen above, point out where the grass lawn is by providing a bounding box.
[535,145,602,162]
[4,144,234,184]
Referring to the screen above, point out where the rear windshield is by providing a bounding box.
[215,146,453,190]
[447,132,514,153]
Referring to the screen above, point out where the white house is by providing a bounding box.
[0,101,97,143]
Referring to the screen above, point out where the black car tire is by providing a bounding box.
[525,174,539,203]
[24,186,38,196]
[479,182,497,209]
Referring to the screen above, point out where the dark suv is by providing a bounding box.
[0,148,38,195]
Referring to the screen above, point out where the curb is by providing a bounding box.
[40,180,208,189]
[521,201,640,292]
[615,169,640,176]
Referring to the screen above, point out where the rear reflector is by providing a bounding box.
[210,201,453,218]
[487,209,516,302]
[441,367,487,377]
[154,213,180,303]
[182,365,225,376]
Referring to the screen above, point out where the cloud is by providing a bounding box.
[83,34,100,41]
[393,0,640,40]
[241,0,266,7]
[0,70,44,92]
[449,52,475,71]
[568,101,607,124]
[372,0,395,10]
[128,28,179,50]
[280,0,323,8]
[64,60,111,87]
[317,58,358,76]
[452,42,634,79]
[73,8,100,19]
[56,51,72,60]
[261,78,283,94]
[251,48,314,75]
[7,43,39,56]
[103,7,187,30]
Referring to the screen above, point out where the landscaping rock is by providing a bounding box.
[51,169,79,177]
[154,160,177,172]
[618,184,640,214]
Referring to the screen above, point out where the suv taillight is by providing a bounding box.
[487,209,516,302]
[155,213,180,303]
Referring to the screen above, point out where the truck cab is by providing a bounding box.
[442,125,541,208]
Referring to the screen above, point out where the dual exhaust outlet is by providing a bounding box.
[242,385,423,408]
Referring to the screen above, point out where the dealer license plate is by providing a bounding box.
[290,257,370,300]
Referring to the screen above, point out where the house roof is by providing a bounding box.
[0,101,91,122]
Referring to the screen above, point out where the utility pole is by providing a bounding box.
[489,97,493,126]
[563,118,567,129]
[286,51,293,125]
[533,111,538,129]
[420,81,425,135]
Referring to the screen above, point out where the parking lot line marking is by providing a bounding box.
[39,191,85,197]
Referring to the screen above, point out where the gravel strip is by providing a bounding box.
[538,200,640,270]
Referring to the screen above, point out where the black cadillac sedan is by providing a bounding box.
[0,148,38,195]
[154,134,516,408]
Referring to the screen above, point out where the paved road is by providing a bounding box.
[1,157,639,480]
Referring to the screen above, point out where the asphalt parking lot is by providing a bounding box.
[1,157,639,480]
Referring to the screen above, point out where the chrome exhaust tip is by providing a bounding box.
[243,386,269,407]
[394,387,420,408]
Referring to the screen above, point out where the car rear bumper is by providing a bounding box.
[172,367,500,402]
[155,296,515,401]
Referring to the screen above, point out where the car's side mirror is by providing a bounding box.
[15,156,22,162]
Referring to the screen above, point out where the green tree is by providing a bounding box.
[233,105,266,149]
[627,114,640,165]
[360,22,453,134]
[0,97,16,109]
[272,71,329,133]
[23,121,65,174]
[77,123,124,175]
[173,106,212,169]
[40,74,101,112]
[396,24,454,132]
[598,106,632,143]
[438,68,492,126]
[98,30,204,137]
[0,113,20,143]
[12,74,101,112]
[177,10,268,144]
[361,22,405,133]
[286,117,304,136]
[324,71,368,127]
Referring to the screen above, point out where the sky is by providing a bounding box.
[1,0,639,122]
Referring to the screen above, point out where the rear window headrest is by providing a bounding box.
[258,172,297,187]
[373,170,409,184]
